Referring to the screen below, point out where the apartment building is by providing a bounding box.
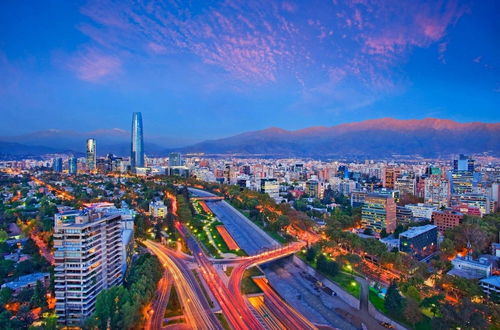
[54,208,125,326]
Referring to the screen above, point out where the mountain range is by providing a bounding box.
[178,118,500,158]
[1,118,499,159]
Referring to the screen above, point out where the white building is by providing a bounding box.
[449,256,492,279]
[260,178,280,200]
[149,200,168,218]
[54,206,131,326]
[480,276,500,298]
[405,203,437,220]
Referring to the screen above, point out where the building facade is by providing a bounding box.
[54,208,125,326]
[169,152,183,167]
[399,224,438,259]
[53,158,63,173]
[260,178,280,200]
[405,203,437,220]
[383,167,401,190]
[424,175,450,207]
[149,200,168,218]
[86,139,96,171]
[361,194,397,234]
[130,112,145,169]
[68,157,77,175]
[432,209,463,233]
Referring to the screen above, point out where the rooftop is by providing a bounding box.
[1,272,49,290]
[480,276,500,287]
[399,224,437,238]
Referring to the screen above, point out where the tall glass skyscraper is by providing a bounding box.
[131,112,145,169]
[86,138,96,171]
[68,157,78,175]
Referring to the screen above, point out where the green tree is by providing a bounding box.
[439,238,455,260]
[30,280,47,309]
[316,254,327,272]
[306,246,317,262]
[0,287,13,306]
[94,290,110,330]
[405,285,421,302]
[0,259,15,284]
[404,298,423,325]
[17,287,34,303]
[384,281,405,317]
[420,294,444,316]
[0,229,8,242]
[21,238,38,255]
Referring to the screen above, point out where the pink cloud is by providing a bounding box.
[72,0,468,90]
[67,48,122,82]
[281,2,297,13]
[361,0,468,60]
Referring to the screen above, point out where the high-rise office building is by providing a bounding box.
[450,154,477,194]
[383,167,401,190]
[130,112,145,169]
[394,173,416,196]
[86,139,96,171]
[54,207,125,326]
[453,154,475,172]
[53,158,63,173]
[169,152,183,167]
[68,157,77,175]
[424,175,450,207]
[361,193,397,234]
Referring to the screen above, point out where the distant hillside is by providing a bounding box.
[0,142,60,159]
[179,118,500,158]
[2,118,499,159]
[0,129,165,158]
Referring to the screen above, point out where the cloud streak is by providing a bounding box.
[67,47,122,82]
[69,0,468,90]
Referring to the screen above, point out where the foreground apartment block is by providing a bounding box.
[54,206,128,326]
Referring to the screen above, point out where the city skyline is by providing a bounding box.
[1,0,499,142]
[1,1,499,329]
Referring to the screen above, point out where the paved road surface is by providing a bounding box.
[189,187,385,330]
[144,240,222,330]
[146,270,173,330]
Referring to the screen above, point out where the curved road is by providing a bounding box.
[144,240,222,330]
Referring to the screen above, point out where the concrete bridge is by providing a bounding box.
[190,196,225,201]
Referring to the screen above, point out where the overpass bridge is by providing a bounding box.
[190,196,225,201]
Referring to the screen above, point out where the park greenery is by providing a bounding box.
[84,253,162,330]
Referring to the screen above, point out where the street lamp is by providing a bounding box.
[346,264,353,275]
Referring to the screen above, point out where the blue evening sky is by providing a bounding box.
[0,0,498,145]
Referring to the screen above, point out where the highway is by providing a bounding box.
[146,270,172,330]
[253,277,317,330]
[188,188,279,255]
[143,240,223,330]
[176,221,266,330]
[227,242,313,330]
[189,187,370,329]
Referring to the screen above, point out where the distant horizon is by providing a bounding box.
[2,116,500,148]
